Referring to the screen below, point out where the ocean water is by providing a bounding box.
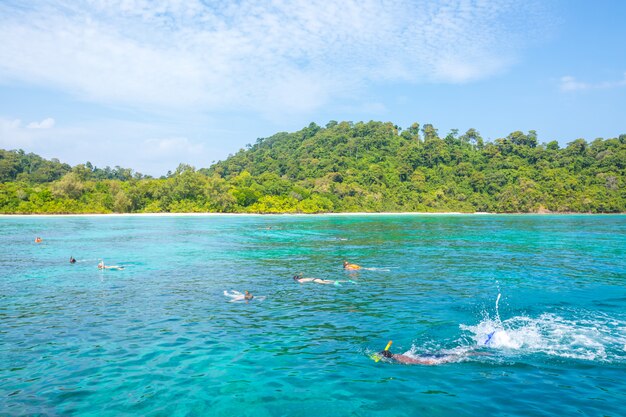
[1,214,625,417]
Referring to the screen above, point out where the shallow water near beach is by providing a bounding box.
[1,214,625,416]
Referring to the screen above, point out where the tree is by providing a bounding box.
[422,124,438,142]
[51,172,84,199]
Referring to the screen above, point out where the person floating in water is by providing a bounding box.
[34,237,42,243]
[69,256,76,264]
[378,349,451,365]
[293,274,336,285]
[375,342,486,365]
[293,274,355,286]
[98,260,124,270]
[224,290,265,302]
[343,261,361,270]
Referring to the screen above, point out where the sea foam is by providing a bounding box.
[461,310,626,362]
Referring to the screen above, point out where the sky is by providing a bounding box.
[0,0,625,176]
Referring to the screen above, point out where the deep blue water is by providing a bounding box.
[1,214,625,416]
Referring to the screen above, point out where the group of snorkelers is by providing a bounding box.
[68,257,124,270]
[238,261,362,302]
[294,262,484,366]
[51,232,467,366]
[36,236,124,270]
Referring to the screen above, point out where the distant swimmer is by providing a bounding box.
[35,237,42,243]
[293,274,336,285]
[343,261,391,272]
[343,261,361,270]
[224,290,265,302]
[98,260,124,270]
[293,274,355,286]
[69,256,76,264]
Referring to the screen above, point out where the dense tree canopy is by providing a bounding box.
[1,121,624,213]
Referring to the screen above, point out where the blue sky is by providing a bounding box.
[1,0,625,176]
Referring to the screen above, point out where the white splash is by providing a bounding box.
[461,313,626,362]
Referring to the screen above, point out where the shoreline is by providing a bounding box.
[0,211,624,218]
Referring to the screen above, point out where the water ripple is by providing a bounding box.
[1,214,625,416]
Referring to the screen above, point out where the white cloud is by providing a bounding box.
[0,116,73,153]
[143,136,204,158]
[560,73,626,92]
[0,118,22,132]
[26,117,55,129]
[0,0,546,114]
[0,118,55,149]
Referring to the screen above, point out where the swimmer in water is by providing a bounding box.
[35,237,42,243]
[378,348,485,365]
[224,290,265,302]
[293,274,355,286]
[343,261,361,270]
[293,274,336,285]
[98,260,124,270]
[70,256,76,264]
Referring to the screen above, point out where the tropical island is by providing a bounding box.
[1,121,624,214]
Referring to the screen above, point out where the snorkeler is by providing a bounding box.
[377,349,446,365]
[293,274,355,286]
[375,342,485,365]
[69,256,76,264]
[343,261,361,270]
[293,274,337,285]
[98,260,124,270]
[224,290,265,302]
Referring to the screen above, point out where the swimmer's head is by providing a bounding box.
[343,261,348,266]
[379,350,393,358]
[293,275,300,281]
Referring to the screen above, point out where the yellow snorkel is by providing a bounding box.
[370,340,393,363]
[383,340,393,351]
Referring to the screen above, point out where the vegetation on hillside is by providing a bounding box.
[1,121,624,213]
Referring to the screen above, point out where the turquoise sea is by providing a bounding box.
[1,214,625,416]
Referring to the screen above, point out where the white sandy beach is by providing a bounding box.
[0,211,493,217]
[0,212,600,218]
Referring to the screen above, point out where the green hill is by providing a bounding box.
[1,121,625,213]
[207,121,626,213]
